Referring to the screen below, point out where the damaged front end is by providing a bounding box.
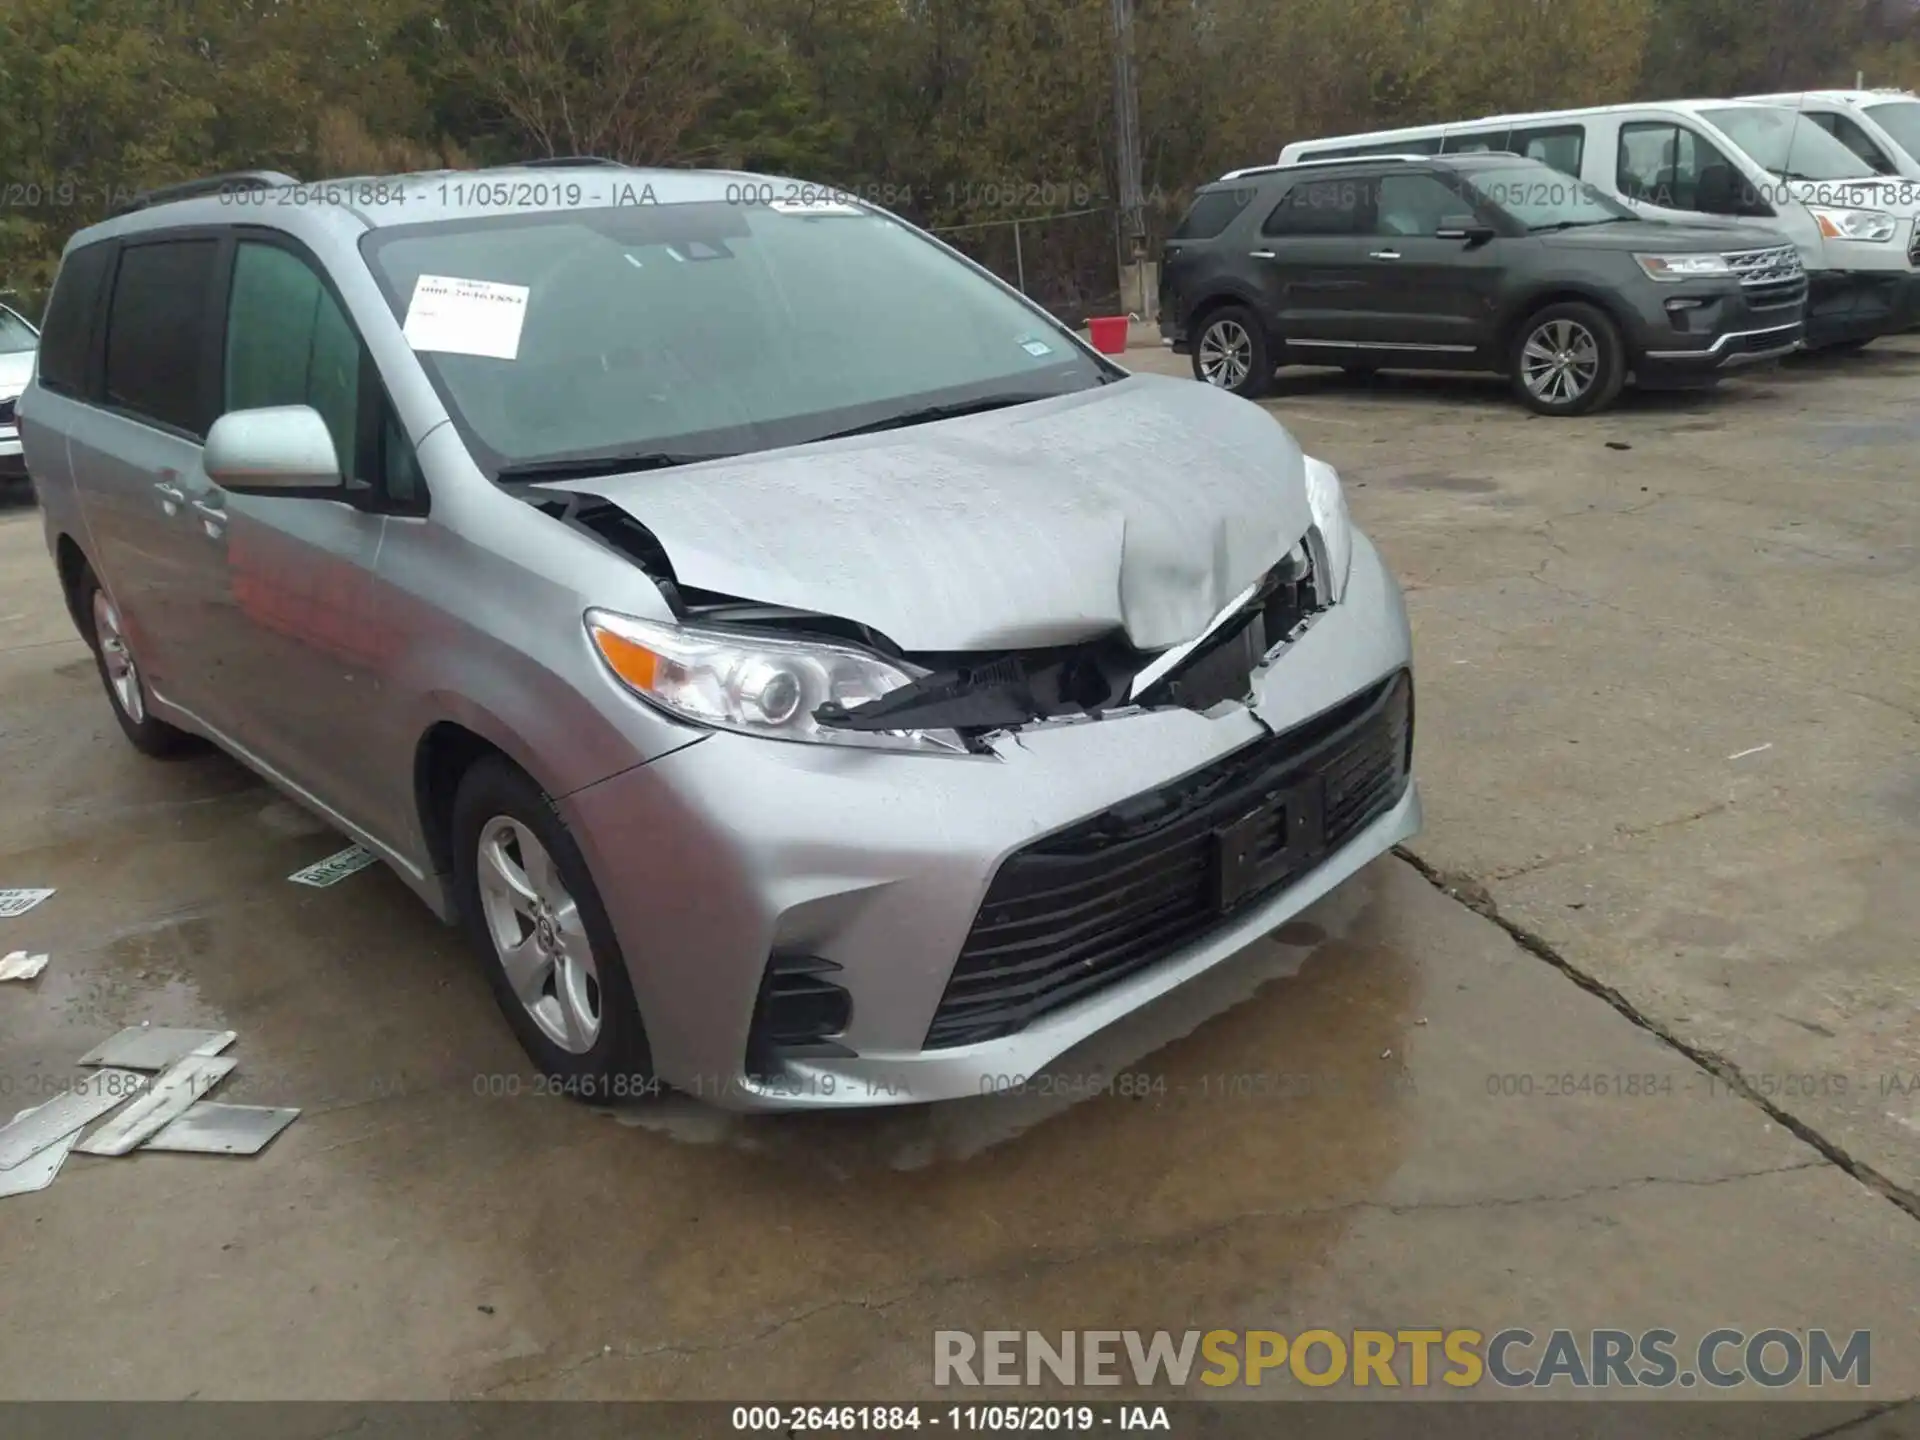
[523,486,1333,753]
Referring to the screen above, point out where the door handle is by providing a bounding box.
[1250,249,1276,259]
[1369,249,1403,260]
[153,478,185,515]
[190,497,227,537]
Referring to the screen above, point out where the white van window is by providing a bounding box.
[1616,123,1754,215]
[1442,129,1509,154]
[1709,106,1874,182]
[1807,112,1895,173]
[1863,100,1920,163]
[1509,125,1585,178]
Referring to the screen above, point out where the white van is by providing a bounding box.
[1737,90,1920,182]
[1277,99,1920,349]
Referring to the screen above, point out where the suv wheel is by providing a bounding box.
[1510,303,1625,416]
[79,565,198,757]
[1191,306,1272,398]
[450,755,657,1100]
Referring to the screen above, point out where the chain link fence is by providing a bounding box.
[928,206,1126,329]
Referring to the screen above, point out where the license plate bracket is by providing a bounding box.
[1213,780,1326,912]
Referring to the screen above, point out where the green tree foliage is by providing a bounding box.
[1,0,1917,316]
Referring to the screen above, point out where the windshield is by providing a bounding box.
[1707,107,1875,181]
[1864,100,1920,163]
[360,202,1109,474]
[0,307,37,355]
[1462,161,1636,229]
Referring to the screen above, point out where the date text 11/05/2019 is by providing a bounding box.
[731,1406,1171,1432]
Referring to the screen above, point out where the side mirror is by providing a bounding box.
[204,405,344,496]
[1436,215,1497,244]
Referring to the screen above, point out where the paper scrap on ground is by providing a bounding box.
[144,1102,300,1156]
[78,1026,236,1070]
[76,1053,237,1157]
[0,1070,145,1170]
[0,1105,80,1198]
[402,274,528,360]
[289,845,378,888]
[0,951,49,981]
[0,888,55,919]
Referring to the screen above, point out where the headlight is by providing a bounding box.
[1809,206,1897,242]
[1303,455,1352,605]
[1633,252,1733,281]
[584,609,967,754]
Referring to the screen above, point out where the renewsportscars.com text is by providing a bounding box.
[934,1328,1871,1390]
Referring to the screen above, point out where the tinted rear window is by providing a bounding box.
[38,241,114,396]
[103,238,219,434]
[1172,188,1255,240]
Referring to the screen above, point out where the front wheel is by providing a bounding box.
[1190,306,1273,398]
[450,755,657,1100]
[1509,302,1626,416]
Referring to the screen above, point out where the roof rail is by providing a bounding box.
[516,156,627,169]
[1220,153,1434,181]
[113,170,297,218]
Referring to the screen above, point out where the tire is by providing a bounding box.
[1509,301,1626,416]
[1190,305,1273,398]
[450,755,657,1101]
[77,564,199,757]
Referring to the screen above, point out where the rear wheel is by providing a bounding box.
[77,564,198,757]
[1191,306,1273,398]
[1509,302,1626,416]
[450,755,657,1101]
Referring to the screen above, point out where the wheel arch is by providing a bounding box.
[1497,286,1635,361]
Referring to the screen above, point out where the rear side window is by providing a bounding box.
[1442,129,1510,154]
[1510,125,1585,177]
[1265,178,1369,236]
[1172,188,1255,240]
[103,239,218,435]
[37,242,115,397]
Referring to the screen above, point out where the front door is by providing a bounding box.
[182,234,428,843]
[1349,171,1502,359]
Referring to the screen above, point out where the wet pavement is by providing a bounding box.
[2,345,1920,1414]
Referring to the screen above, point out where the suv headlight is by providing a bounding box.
[1303,455,1352,605]
[585,609,966,754]
[1810,206,1897,242]
[1633,253,1734,281]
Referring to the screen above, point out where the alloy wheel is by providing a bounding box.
[475,816,603,1054]
[1520,319,1600,406]
[1198,319,1255,389]
[91,589,146,723]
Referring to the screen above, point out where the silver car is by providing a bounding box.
[0,301,38,486]
[19,166,1419,1109]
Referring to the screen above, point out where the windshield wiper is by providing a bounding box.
[493,451,728,483]
[1529,218,1629,232]
[806,393,1055,444]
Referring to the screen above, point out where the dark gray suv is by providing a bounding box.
[1160,153,1809,415]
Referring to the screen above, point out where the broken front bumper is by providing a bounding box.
[562,530,1419,1110]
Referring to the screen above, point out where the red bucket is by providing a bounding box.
[1087,315,1130,355]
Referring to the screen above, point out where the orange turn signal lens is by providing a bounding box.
[589,624,660,691]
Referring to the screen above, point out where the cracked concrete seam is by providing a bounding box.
[467,1160,1823,1397]
[1481,799,1739,884]
[1394,849,1920,1225]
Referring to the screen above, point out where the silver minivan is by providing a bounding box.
[19,166,1419,1109]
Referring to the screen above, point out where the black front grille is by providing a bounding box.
[924,672,1413,1049]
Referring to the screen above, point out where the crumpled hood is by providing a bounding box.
[551,374,1313,652]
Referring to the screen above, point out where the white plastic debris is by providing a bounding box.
[0,889,55,919]
[288,846,377,888]
[0,1104,81,1198]
[0,951,50,982]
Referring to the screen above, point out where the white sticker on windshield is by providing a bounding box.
[1021,339,1055,358]
[768,198,864,216]
[402,274,529,361]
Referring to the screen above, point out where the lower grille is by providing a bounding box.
[0,397,15,425]
[924,672,1413,1050]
